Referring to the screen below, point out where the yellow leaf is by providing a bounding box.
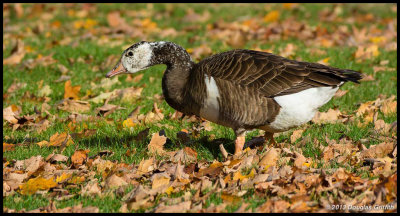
[233,168,256,182]
[264,10,280,23]
[84,19,97,29]
[56,173,72,183]
[19,176,58,195]
[122,118,136,128]
[64,80,81,100]
[221,193,241,203]
[3,143,15,152]
[68,176,85,184]
[49,132,74,147]
[370,36,385,44]
[165,186,174,195]
[141,18,157,29]
[36,140,49,147]
[282,3,299,10]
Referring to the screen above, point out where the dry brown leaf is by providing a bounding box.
[107,11,125,28]
[151,174,170,190]
[91,76,120,90]
[380,99,396,116]
[81,181,102,196]
[137,157,155,174]
[155,201,192,213]
[183,8,210,23]
[96,103,125,117]
[46,154,68,163]
[3,105,22,124]
[64,80,81,100]
[259,148,280,168]
[290,129,304,143]
[294,152,307,169]
[4,39,25,65]
[132,73,144,82]
[49,132,74,147]
[71,149,90,168]
[57,99,91,113]
[105,174,128,189]
[361,142,395,158]
[334,89,348,98]
[148,132,167,155]
[374,119,391,135]
[57,204,99,213]
[3,143,15,152]
[312,108,342,124]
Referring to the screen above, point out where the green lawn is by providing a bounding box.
[3,3,397,213]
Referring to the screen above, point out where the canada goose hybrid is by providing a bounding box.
[106,41,362,156]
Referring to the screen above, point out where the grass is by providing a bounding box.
[3,3,397,212]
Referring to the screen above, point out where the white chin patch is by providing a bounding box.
[124,43,153,73]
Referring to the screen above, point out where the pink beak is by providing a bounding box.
[106,61,127,78]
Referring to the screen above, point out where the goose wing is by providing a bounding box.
[197,49,361,97]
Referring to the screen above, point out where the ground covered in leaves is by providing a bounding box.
[3,3,397,213]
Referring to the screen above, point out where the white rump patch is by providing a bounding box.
[200,75,220,123]
[123,43,153,73]
[269,86,339,131]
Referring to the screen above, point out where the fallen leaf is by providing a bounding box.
[334,89,348,98]
[137,157,155,174]
[152,174,170,190]
[19,176,58,195]
[46,154,68,163]
[91,76,120,90]
[4,39,25,65]
[105,174,128,189]
[3,143,15,152]
[71,149,90,168]
[380,100,396,116]
[49,132,74,147]
[264,10,280,23]
[57,99,91,113]
[148,132,167,155]
[81,180,102,197]
[64,80,81,100]
[294,152,307,169]
[361,142,395,158]
[290,129,304,143]
[259,148,280,168]
[38,85,52,97]
[155,201,192,213]
[122,118,136,128]
[3,105,22,124]
[96,103,125,117]
[374,119,391,135]
[312,108,342,124]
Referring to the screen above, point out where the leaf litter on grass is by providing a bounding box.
[3,3,397,213]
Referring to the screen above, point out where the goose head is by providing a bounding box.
[106,41,156,78]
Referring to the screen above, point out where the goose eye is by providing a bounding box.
[128,51,133,56]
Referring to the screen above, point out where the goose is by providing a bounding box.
[105,41,362,156]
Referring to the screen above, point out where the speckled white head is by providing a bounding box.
[106,42,155,78]
[122,43,153,73]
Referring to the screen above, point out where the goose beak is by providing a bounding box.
[106,61,127,78]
